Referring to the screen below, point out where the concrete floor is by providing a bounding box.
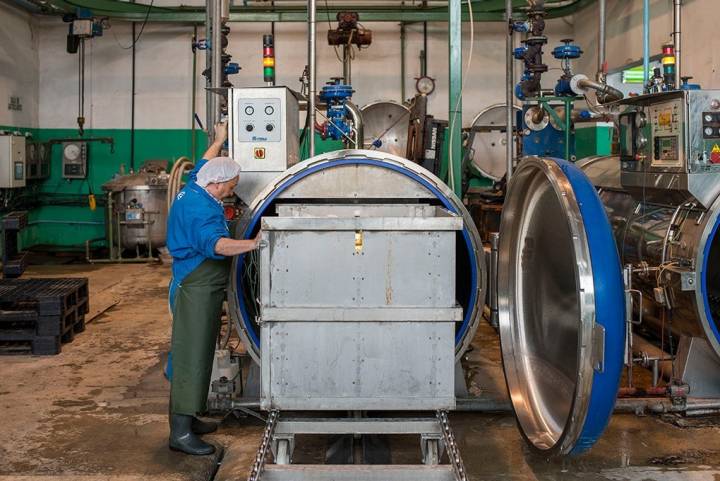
[1,263,719,481]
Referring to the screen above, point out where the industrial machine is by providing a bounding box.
[577,89,720,398]
[100,162,169,256]
[0,134,26,189]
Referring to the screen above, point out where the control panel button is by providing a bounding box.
[245,106,255,115]
[264,105,274,115]
[266,124,274,132]
[245,124,254,132]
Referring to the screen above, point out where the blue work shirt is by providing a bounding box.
[166,158,228,286]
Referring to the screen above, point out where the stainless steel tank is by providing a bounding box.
[102,169,169,249]
[579,155,720,359]
[360,101,410,157]
[228,149,486,365]
[466,104,521,181]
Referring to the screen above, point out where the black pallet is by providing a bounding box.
[2,212,29,278]
[0,277,89,355]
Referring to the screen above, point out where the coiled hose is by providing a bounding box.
[166,156,194,210]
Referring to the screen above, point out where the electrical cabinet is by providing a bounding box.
[0,135,26,189]
[228,87,299,204]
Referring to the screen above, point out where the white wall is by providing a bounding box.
[574,0,717,88]
[0,2,39,128]
[35,14,573,130]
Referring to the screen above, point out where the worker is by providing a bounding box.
[166,122,261,455]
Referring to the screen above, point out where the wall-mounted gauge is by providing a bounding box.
[415,76,436,96]
[62,141,87,179]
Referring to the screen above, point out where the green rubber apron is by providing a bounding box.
[169,257,230,416]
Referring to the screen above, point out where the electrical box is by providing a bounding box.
[62,141,88,179]
[228,87,299,204]
[0,135,26,188]
[618,90,720,207]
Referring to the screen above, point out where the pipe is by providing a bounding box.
[596,0,606,82]
[577,77,624,103]
[631,334,674,383]
[345,101,364,149]
[643,0,650,88]
[307,0,317,156]
[210,0,223,138]
[205,1,214,140]
[400,22,406,102]
[673,0,681,89]
[505,0,514,179]
[131,22,136,171]
[488,232,499,330]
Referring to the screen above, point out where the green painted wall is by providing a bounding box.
[9,127,208,250]
[4,125,345,251]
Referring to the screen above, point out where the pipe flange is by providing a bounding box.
[570,73,589,96]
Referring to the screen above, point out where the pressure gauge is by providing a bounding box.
[63,143,81,161]
[705,114,714,123]
[635,133,648,150]
[705,127,714,137]
[415,76,436,96]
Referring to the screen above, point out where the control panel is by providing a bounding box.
[618,90,720,207]
[228,87,299,204]
[0,134,26,189]
[62,141,88,179]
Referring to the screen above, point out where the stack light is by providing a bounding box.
[263,34,275,85]
[661,43,676,90]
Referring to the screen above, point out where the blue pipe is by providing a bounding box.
[643,0,650,88]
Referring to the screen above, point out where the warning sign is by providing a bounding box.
[710,144,720,164]
[253,147,266,160]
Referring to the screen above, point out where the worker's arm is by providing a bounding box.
[202,122,228,160]
[214,232,262,256]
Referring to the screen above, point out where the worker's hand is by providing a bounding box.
[213,122,228,145]
[253,230,263,250]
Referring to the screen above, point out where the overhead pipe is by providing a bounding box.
[597,0,606,82]
[209,0,224,141]
[643,0,650,88]
[308,0,317,156]
[505,0,514,179]
[673,0,681,88]
[205,1,215,141]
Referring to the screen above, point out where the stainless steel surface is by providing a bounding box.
[274,418,442,435]
[307,0,317,156]
[102,170,169,249]
[228,87,299,204]
[361,101,410,156]
[345,100,364,149]
[616,90,720,208]
[673,0,682,89]
[262,466,455,481]
[580,155,720,360]
[468,104,521,181]
[258,206,460,411]
[498,157,598,455]
[505,0,514,179]
[488,232,499,329]
[572,75,623,103]
[597,0,606,82]
[229,150,486,365]
[675,336,720,398]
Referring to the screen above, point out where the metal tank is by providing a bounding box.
[360,101,410,157]
[579,155,720,360]
[228,149,485,365]
[102,166,169,250]
[466,104,521,181]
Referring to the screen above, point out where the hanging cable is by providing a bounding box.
[111,0,155,50]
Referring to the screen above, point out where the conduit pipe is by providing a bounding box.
[572,75,624,103]
[505,0,513,179]
[307,0,317,156]
[597,0,606,81]
[673,0,681,88]
[643,0,650,88]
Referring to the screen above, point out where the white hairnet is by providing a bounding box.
[196,157,242,188]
